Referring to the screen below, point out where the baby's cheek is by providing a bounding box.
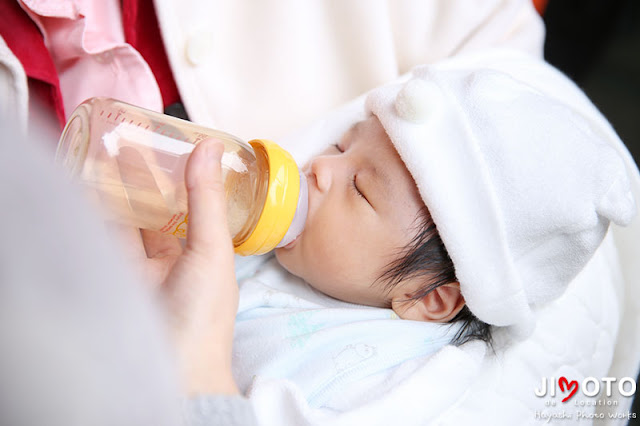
[284,206,360,287]
[273,227,327,281]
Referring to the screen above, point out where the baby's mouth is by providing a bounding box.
[282,232,301,250]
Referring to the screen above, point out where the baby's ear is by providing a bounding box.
[391,283,465,323]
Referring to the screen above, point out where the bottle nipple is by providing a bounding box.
[276,171,308,248]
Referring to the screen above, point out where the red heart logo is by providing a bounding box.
[558,377,578,402]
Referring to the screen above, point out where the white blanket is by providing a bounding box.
[233,259,462,409]
[232,59,640,425]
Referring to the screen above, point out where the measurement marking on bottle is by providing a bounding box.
[100,110,104,116]
[137,122,142,127]
[107,113,112,118]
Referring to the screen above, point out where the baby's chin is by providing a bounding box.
[274,247,299,277]
[274,245,319,287]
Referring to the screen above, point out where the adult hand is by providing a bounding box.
[115,140,239,396]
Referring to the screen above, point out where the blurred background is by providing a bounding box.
[541,0,640,422]
[542,0,639,165]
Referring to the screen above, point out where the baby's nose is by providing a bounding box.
[310,156,332,193]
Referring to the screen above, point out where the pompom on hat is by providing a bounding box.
[366,49,637,339]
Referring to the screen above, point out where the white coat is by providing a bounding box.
[153,0,544,140]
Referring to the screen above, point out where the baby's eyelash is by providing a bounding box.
[351,175,366,200]
[331,143,370,205]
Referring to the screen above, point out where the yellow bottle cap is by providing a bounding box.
[234,139,301,256]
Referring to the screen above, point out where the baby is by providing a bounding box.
[231,49,636,411]
[276,116,474,333]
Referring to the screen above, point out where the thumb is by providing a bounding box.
[184,140,234,257]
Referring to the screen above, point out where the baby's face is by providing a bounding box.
[275,116,425,307]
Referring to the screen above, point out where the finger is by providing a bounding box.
[104,223,174,288]
[184,140,234,256]
[145,256,179,289]
[141,229,183,258]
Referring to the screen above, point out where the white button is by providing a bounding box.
[94,51,114,64]
[186,31,213,66]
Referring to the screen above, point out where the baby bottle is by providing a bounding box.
[55,97,307,256]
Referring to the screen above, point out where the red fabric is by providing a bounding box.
[533,0,549,16]
[0,0,66,128]
[122,0,180,108]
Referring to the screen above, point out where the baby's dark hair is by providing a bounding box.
[377,206,492,347]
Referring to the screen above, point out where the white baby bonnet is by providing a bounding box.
[365,49,637,339]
